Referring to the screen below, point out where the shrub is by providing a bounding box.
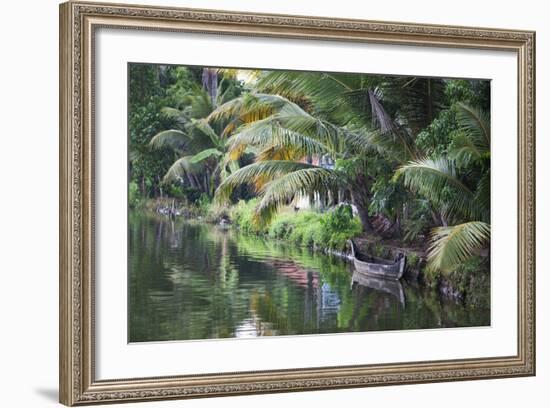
[285,212,323,247]
[232,202,360,251]
[229,199,263,234]
[197,194,211,215]
[228,202,361,251]
[407,252,420,269]
[128,181,142,209]
[318,205,362,250]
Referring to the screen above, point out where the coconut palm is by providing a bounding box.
[255,70,445,161]
[394,103,490,272]
[212,92,382,229]
[149,78,241,196]
[213,71,445,231]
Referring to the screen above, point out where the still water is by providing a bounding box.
[129,212,490,342]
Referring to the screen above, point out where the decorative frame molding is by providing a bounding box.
[59,1,536,405]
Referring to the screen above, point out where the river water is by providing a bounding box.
[129,212,490,342]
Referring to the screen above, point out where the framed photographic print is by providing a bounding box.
[59,1,536,405]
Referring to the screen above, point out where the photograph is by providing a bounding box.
[127,64,492,343]
[56,1,536,404]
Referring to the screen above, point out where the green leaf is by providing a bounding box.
[149,129,189,150]
[189,148,223,164]
[160,107,184,119]
[394,157,481,220]
[191,118,222,148]
[215,161,322,204]
[456,102,490,149]
[427,221,490,272]
[255,167,340,225]
[162,156,204,182]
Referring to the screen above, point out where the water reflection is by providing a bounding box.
[351,272,405,307]
[128,212,490,342]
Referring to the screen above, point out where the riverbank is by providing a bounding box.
[135,198,490,308]
[131,196,206,218]
[223,200,489,307]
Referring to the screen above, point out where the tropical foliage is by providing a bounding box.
[149,72,243,196]
[129,64,490,273]
[229,200,361,250]
[394,102,490,271]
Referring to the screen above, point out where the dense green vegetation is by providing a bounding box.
[128,64,245,203]
[228,200,361,250]
[129,64,490,277]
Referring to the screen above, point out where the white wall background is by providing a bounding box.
[0,0,545,407]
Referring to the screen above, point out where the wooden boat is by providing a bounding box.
[351,271,405,306]
[348,240,406,280]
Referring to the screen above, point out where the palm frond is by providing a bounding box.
[256,71,387,128]
[189,148,223,164]
[160,107,185,120]
[381,77,445,135]
[191,118,223,147]
[211,91,379,158]
[357,126,416,163]
[187,83,214,118]
[208,93,290,125]
[255,167,340,224]
[456,102,490,150]
[255,71,355,105]
[427,221,490,272]
[448,103,490,168]
[163,156,204,183]
[214,161,320,204]
[368,89,395,133]
[206,96,243,123]
[255,72,416,158]
[149,129,190,150]
[226,115,330,160]
[448,130,483,166]
[256,145,306,161]
[227,110,376,161]
[394,157,480,220]
[218,157,240,181]
[474,169,490,220]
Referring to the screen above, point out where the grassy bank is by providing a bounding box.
[226,200,362,252]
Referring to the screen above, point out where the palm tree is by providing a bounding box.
[212,93,379,228]
[213,71,445,231]
[254,70,445,162]
[394,103,490,272]
[149,78,241,196]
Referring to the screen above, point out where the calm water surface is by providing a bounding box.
[129,212,490,342]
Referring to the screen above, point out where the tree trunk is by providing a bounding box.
[202,68,218,103]
[157,176,163,198]
[140,176,146,196]
[185,173,196,189]
[356,205,373,233]
[351,191,373,233]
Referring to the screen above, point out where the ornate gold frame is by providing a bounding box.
[59,1,536,405]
